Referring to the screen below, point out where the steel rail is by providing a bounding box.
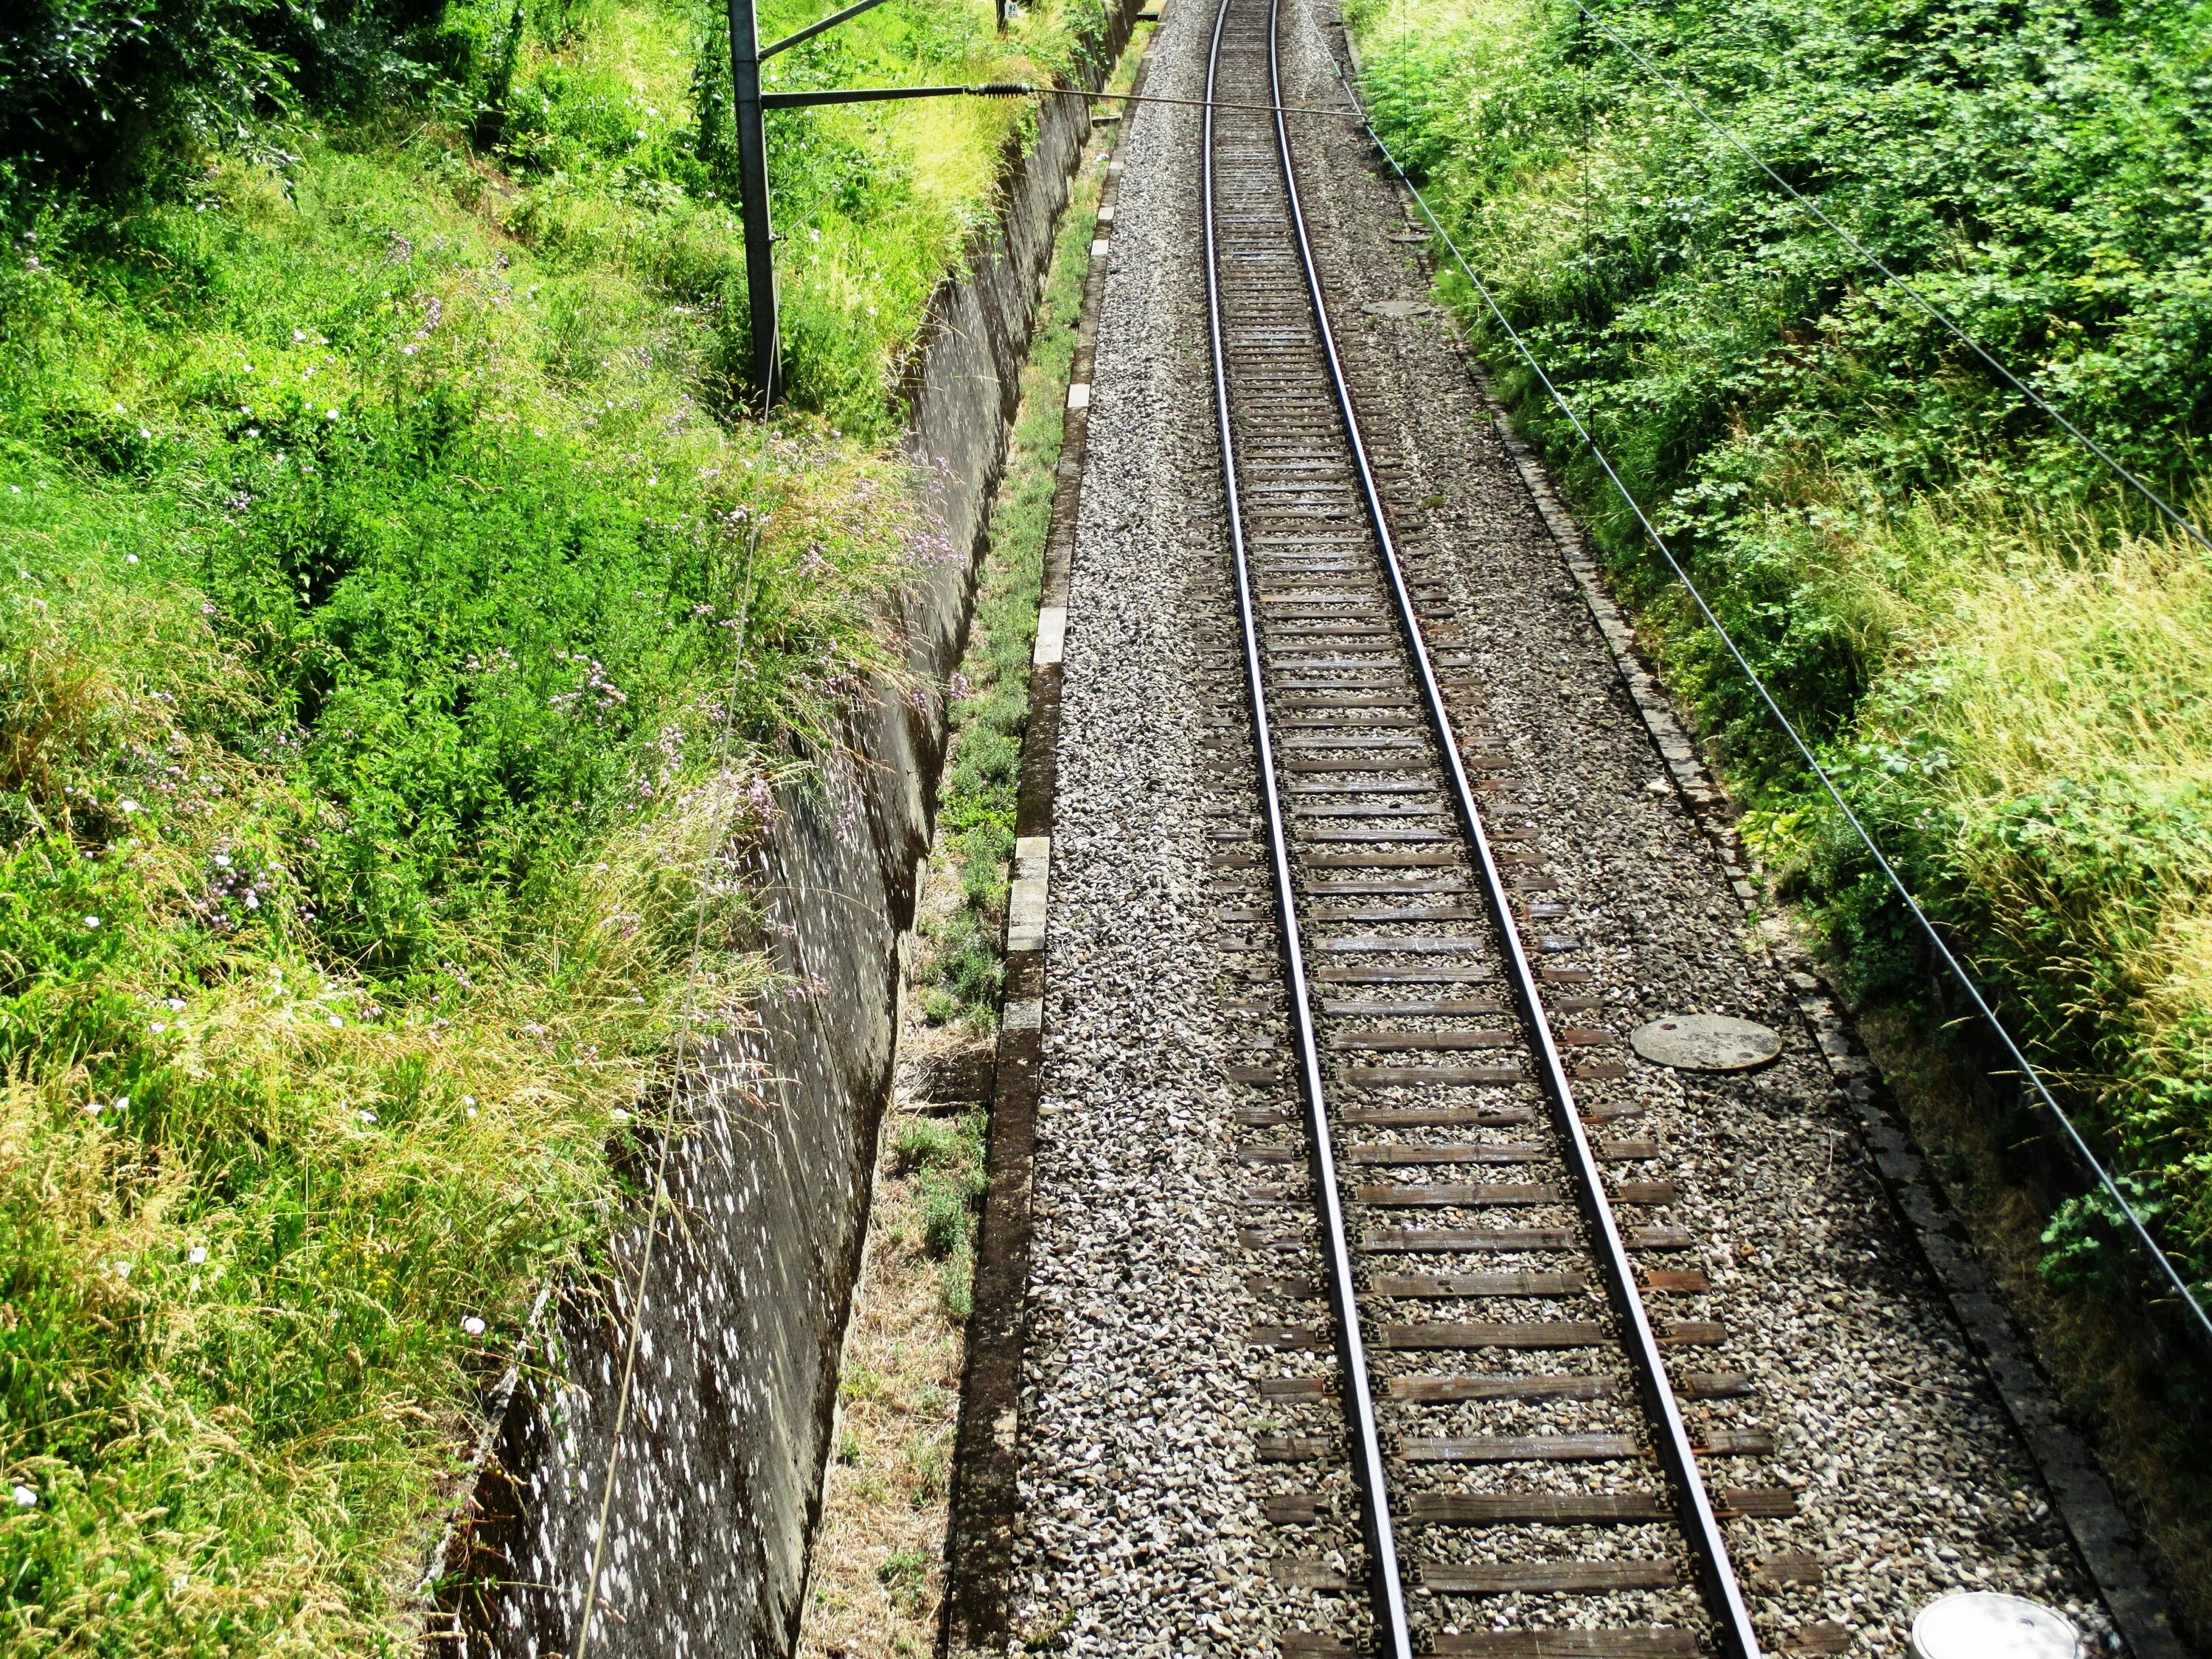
[1255,7,1765,1655]
[1203,0,1413,1651]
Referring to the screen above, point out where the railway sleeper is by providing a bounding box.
[1419,1559,1679,1593]
[1430,1631,1700,1658]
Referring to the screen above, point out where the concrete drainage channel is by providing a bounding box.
[420,4,1144,1652]
[797,32,1158,1649]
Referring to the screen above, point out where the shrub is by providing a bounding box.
[1349,0,2212,1290]
[0,0,474,195]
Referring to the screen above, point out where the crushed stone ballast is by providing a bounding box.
[939,0,2172,1652]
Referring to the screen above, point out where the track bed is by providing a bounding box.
[968,0,2129,1652]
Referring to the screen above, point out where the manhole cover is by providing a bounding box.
[1910,1593,2079,1659]
[1363,297,1430,319]
[1629,1014,1780,1072]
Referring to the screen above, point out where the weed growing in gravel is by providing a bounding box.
[1348,0,2212,1618]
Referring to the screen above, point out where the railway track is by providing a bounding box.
[1200,0,1804,1652]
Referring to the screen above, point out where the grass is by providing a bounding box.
[1344,0,2212,1315]
[1838,498,2212,1150]
[895,1110,987,1315]
[1343,0,2212,1622]
[916,111,1112,1032]
[0,0,1108,1649]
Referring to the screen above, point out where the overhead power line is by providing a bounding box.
[1322,49,2212,1350]
[761,82,1365,116]
[1571,0,2212,559]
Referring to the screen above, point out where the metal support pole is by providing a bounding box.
[726,0,781,406]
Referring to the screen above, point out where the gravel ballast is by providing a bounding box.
[996,0,2132,1652]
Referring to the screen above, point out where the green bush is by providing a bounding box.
[1349,0,2212,1293]
[0,0,1112,1641]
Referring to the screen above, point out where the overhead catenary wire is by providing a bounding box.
[760,81,1366,116]
[1570,0,2212,559]
[1317,43,2212,1349]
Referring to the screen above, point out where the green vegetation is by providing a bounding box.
[1349,0,2212,1612]
[0,0,1105,1648]
[877,1545,931,1613]
[893,1111,985,1315]
[919,129,1110,1029]
[1348,0,2212,1290]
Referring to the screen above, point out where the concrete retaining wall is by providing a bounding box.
[431,13,1136,1652]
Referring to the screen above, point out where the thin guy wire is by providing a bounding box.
[759,0,892,58]
[767,82,1366,116]
[1572,0,2212,558]
[571,526,762,1659]
[1321,47,2212,1346]
[1052,84,1363,116]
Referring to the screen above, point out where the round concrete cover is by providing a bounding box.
[1910,1592,2080,1659]
[1628,1013,1781,1072]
